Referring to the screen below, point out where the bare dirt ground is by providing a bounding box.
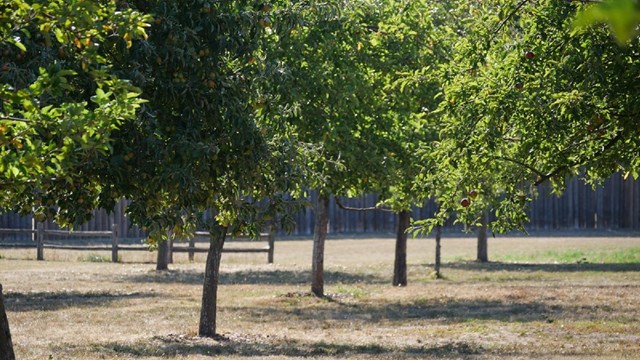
[1,235,640,359]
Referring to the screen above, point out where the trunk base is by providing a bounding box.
[198,227,227,338]
[392,210,410,287]
[0,284,16,360]
[311,194,329,298]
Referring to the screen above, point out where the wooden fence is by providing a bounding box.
[1,173,639,236]
[293,173,640,234]
[0,226,275,263]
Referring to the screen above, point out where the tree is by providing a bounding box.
[1,0,149,354]
[103,0,304,337]
[357,0,461,286]
[264,1,392,296]
[414,0,640,236]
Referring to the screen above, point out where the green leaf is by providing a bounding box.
[12,40,26,52]
[572,0,640,45]
[54,28,65,43]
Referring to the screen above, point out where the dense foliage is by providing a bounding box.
[0,0,150,226]
[413,0,640,234]
[103,0,304,240]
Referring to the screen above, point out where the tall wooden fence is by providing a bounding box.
[0,200,145,242]
[1,173,639,238]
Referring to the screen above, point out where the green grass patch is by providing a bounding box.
[493,247,640,264]
[332,284,368,298]
[78,253,111,263]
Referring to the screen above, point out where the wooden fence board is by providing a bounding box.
[1,174,639,235]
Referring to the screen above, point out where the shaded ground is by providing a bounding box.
[1,236,640,359]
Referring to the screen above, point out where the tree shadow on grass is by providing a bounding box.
[88,335,485,358]
[227,297,612,324]
[4,290,156,312]
[443,261,640,273]
[124,269,386,285]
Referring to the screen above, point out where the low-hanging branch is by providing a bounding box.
[0,115,31,123]
[492,155,546,179]
[534,131,623,186]
[334,196,395,213]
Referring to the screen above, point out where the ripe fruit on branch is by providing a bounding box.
[468,190,478,199]
[460,197,470,208]
[514,81,524,90]
[524,51,535,59]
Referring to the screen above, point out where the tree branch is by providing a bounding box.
[534,131,624,186]
[490,0,532,43]
[492,155,546,178]
[334,196,395,213]
[0,116,31,123]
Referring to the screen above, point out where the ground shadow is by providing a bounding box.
[443,261,640,273]
[124,269,386,285]
[226,297,610,324]
[88,335,485,358]
[4,290,156,312]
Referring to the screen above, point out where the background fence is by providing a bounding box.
[1,173,639,239]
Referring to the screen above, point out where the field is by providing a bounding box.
[1,234,640,359]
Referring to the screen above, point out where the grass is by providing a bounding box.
[493,247,640,264]
[78,253,112,263]
[1,235,640,359]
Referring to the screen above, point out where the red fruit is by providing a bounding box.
[524,51,535,60]
[460,198,470,208]
[469,190,478,199]
[514,81,524,90]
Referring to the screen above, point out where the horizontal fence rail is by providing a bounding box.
[0,226,275,263]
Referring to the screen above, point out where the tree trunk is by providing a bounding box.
[156,238,170,271]
[311,194,329,297]
[434,224,442,278]
[0,284,15,360]
[477,212,489,263]
[198,226,227,338]
[393,210,410,286]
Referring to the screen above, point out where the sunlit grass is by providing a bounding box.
[2,236,640,359]
[493,247,640,264]
[77,253,112,263]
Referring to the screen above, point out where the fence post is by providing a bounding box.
[36,222,44,261]
[188,237,195,262]
[267,224,275,264]
[111,224,119,263]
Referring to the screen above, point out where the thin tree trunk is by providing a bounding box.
[156,238,170,271]
[393,210,410,286]
[434,224,442,278]
[168,237,174,264]
[311,194,329,297]
[0,284,15,360]
[477,212,489,263]
[198,226,227,338]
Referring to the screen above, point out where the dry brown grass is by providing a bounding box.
[1,235,640,359]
